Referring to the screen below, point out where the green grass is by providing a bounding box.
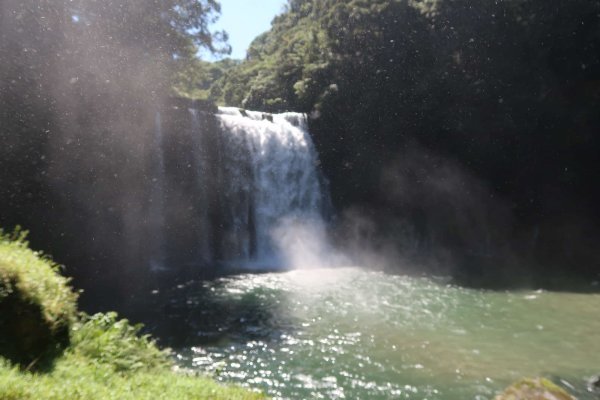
[0,312,266,400]
[0,230,267,399]
[0,357,266,400]
[0,228,77,330]
[0,228,78,366]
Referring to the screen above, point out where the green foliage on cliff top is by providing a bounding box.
[189,0,600,116]
[0,228,78,367]
[174,58,241,101]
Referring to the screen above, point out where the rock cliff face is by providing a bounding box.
[305,67,600,285]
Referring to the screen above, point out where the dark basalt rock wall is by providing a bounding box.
[308,83,600,287]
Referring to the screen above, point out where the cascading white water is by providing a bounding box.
[216,107,326,267]
[152,106,327,270]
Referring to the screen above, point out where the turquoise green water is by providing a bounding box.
[175,268,600,399]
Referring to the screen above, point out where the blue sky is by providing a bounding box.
[210,0,288,60]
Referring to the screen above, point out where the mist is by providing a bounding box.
[271,216,350,270]
[0,0,226,309]
[301,141,525,286]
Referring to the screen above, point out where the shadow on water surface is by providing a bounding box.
[447,254,600,294]
[137,271,298,349]
[130,259,600,350]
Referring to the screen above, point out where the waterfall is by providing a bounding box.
[149,111,166,272]
[188,108,212,263]
[215,107,326,268]
[153,105,327,271]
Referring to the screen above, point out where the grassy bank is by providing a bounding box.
[0,357,265,400]
[0,230,265,400]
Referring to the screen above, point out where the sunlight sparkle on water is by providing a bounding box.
[176,268,600,400]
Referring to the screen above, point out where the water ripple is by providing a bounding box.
[174,268,600,400]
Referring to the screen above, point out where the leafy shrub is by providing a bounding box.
[0,228,78,368]
[70,312,171,373]
[0,310,267,399]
